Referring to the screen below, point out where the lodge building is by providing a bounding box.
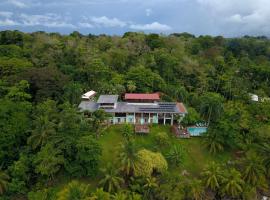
[79,91,187,125]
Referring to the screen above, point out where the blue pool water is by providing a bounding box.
[187,127,207,136]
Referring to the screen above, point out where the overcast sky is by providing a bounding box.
[0,0,270,37]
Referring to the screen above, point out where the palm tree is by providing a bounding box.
[221,168,244,198]
[143,177,158,200]
[0,171,9,195]
[201,162,224,191]
[99,163,124,193]
[187,179,205,200]
[241,152,266,187]
[112,191,128,200]
[91,188,111,200]
[90,109,110,138]
[57,180,90,200]
[117,141,138,177]
[28,116,56,149]
[166,145,184,166]
[203,132,224,154]
[257,142,270,176]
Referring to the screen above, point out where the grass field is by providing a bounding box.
[98,124,231,177]
[45,124,231,196]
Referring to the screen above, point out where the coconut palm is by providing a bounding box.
[117,141,138,177]
[99,163,124,193]
[0,171,9,195]
[112,191,128,200]
[221,168,244,198]
[28,116,57,149]
[57,180,90,200]
[143,177,158,200]
[91,188,111,200]
[201,162,224,191]
[257,142,270,176]
[241,152,266,187]
[166,144,184,166]
[187,179,205,200]
[203,132,224,154]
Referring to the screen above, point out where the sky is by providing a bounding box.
[0,0,270,37]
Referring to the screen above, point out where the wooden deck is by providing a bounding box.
[171,125,190,138]
[135,124,150,134]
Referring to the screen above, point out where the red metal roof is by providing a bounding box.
[124,93,160,100]
[176,103,188,113]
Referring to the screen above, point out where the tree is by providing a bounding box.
[143,177,158,200]
[199,92,224,125]
[99,163,124,193]
[154,132,169,147]
[90,188,111,200]
[0,171,9,195]
[241,152,266,187]
[74,136,102,177]
[121,124,134,141]
[90,109,110,138]
[166,145,185,166]
[201,162,224,191]
[57,181,90,200]
[182,107,200,126]
[221,168,244,198]
[117,140,138,177]
[21,67,68,102]
[126,66,165,92]
[186,179,205,200]
[0,99,32,167]
[33,143,64,178]
[5,80,31,102]
[28,115,57,150]
[203,131,224,154]
[126,81,136,93]
[134,149,168,177]
[257,142,270,176]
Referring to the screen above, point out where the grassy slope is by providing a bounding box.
[99,124,231,177]
[48,124,231,196]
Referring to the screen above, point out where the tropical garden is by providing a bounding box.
[0,30,269,199]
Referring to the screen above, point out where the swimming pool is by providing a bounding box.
[187,127,207,136]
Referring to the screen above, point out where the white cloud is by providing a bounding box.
[196,0,270,34]
[90,16,126,27]
[19,13,76,28]
[78,22,94,28]
[0,11,13,18]
[130,21,172,31]
[145,8,152,16]
[8,0,27,8]
[0,18,19,26]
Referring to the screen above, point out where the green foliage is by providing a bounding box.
[74,136,102,177]
[166,145,185,167]
[134,149,168,177]
[154,132,169,147]
[121,124,134,141]
[56,181,90,200]
[182,107,200,125]
[0,171,9,195]
[126,66,165,92]
[201,162,224,191]
[99,163,124,193]
[0,99,31,167]
[221,168,244,198]
[33,143,64,178]
[0,31,270,198]
[117,140,138,177]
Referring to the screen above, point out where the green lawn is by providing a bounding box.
[44,124,231,196]
[98,124,231,177]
